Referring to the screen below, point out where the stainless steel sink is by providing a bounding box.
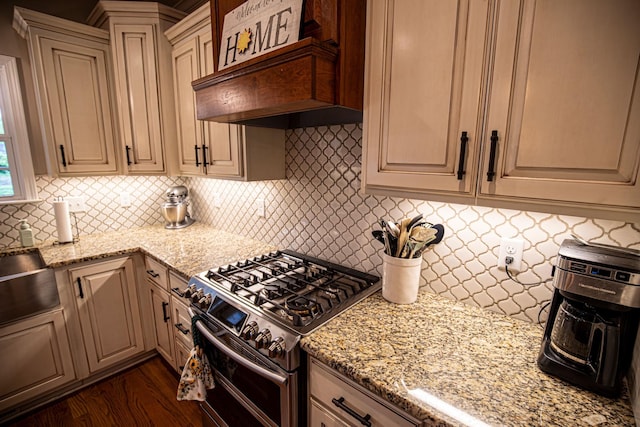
[0,250,59,325]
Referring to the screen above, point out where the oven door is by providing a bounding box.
[192,313,298,427]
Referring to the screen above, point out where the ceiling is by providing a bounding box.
[10,0,207,22]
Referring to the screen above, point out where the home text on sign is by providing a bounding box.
[218,0,303,71]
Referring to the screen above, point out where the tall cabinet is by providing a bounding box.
[165,4,286,181]
[363,0,640,221]
[87,2,185,175]
[14,8,120,176]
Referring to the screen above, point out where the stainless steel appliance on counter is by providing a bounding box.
[161,186,194,229]
[184,250,380,427]
[538,239,640,397]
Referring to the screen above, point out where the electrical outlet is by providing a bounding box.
[66,196,86,213]
[212,192,221,208]
[256,198,265,218]
[497,237,525,272]
[120,192,131,207]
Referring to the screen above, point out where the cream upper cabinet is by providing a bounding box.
[68,256,145,374]
[363,0,490,203]
[87,2,185,175]
[479,0,640,218]
[363,0,640,221]
[166,4,285,181]
[14,8,120,176]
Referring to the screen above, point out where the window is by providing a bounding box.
[0,55,37,203]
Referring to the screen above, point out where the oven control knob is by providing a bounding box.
[198,293,212,309]
[254,329,272,349]
[241,321,259,340]
[268,337,286,358]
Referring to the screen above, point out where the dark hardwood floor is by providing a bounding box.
[6,357,202,427]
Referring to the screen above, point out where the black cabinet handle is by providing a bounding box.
[487,130,498,182]
[125,145,132,165]
[162,301,170,322]
[202,144,208,167]
[331,397,372,427]
[59,145,67,167]
[195,145,201,166]
[76,277,84,299]
[146,269,160,278]
[175,323,190,335]
[171,287,185,298]
[456,131,469,180]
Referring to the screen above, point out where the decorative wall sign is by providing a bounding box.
[218,0,304,71]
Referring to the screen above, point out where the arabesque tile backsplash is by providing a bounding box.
[1,124,639,324]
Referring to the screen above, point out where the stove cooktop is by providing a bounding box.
[189,250,381,335]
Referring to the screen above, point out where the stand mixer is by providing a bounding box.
[161,186,195,229]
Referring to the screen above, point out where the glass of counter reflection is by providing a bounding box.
[208,296,248,334]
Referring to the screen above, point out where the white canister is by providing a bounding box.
[381,253,422,304]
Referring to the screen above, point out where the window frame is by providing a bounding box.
[0,55,38,204]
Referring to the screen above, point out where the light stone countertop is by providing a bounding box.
[3,226,634,426]
[301,290,636,426]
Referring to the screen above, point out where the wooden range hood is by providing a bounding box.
[193,0,366,129]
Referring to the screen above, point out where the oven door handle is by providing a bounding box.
[192,314,288,387]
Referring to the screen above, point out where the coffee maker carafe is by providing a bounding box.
[538,239,640,397]
[161,185,195,229]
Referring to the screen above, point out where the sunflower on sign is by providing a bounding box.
[237,28,252,53]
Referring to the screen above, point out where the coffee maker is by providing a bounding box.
[161,185,195,229]
[538,239,640,397]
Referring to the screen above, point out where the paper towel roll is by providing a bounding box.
[53,199,73,243]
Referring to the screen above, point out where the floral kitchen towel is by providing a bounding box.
[177,346,214,401]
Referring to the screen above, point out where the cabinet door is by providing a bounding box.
[199,28,243,178]
[70,257,144,373]
[38,36,119,175]
[148,282,175,364]
[172,36,204,175]
[111,24,166,174]
[363,0,490,200]
[481,0,640,210]
[0,310,75,412]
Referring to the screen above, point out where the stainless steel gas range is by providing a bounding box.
[185,250,380,427]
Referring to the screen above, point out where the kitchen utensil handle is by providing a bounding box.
[487,130,498,182]
[194,145,201,166]
[202,144,208,167]
[331,397,372,427]
[175,323,190,335]
[125,145,132,165]
[76,277,84,299]
[191,310,288,386]
[162,301,169,322]
[456,131,468,180]
[59,145,67,167]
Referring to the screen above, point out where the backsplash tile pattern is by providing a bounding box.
[185,123,640,324]
[0,175,184,247]
[1,124,639,324]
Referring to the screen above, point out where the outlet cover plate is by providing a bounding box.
[66,196,86,213]
[498,237,524,272]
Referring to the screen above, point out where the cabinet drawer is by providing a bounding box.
[309,358,418,427]
[172,296,193,348]
[145,257,168,290]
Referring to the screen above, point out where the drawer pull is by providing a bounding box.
[146,269,160,278]
[59,145,67,167]
[202,144,209,167]
[332,397,372,427]
[125,145,132,165]
[175,323,190,335]
[195,145,201,167]
[171,287,185,297]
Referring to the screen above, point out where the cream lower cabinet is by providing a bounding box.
[166,5,285,181]
[14,8,120,176]
[363,0,640,221]
[68,256,145,374]
[0,310,75,413]
[144,257,194,372]
[309,357,420,427]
